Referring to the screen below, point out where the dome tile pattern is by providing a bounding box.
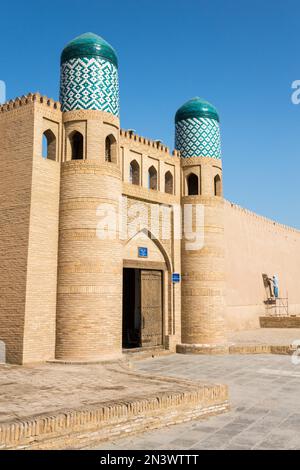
[60,33,119,115]
[175,117,221,158]
[60,57,119,114]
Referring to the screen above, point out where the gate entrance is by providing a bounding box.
[122,268,163,349]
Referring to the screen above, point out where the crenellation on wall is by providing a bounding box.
[120,128,179,160]
[0,92,61,114]
[225,199,300,236]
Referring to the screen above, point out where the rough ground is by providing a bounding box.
[0,359,221,424]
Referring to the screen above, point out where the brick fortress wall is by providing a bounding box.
[224,201,300,331]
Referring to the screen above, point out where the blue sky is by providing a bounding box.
[1,0,300,228]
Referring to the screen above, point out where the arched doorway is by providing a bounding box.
[123,268,163,349]
[122,230,171,349]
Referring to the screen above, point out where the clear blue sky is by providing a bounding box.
[1,0,300,228]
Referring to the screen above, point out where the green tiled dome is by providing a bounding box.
[175,96,221,158]
[175,97,219,123]
[61,32,118,67]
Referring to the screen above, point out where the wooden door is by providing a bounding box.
[141,270,163,347]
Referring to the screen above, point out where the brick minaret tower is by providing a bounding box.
[176,97,228,353]
[55,33,123,361]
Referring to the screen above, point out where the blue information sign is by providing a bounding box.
[138,247,148,258]
[172,273,181,283]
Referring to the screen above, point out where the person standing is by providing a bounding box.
[272,275,279,298]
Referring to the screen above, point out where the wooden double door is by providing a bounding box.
[122,268,163,349]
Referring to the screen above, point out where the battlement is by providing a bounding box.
[120,129,180,157]
[0,92,61,114]
[225,199,300,235]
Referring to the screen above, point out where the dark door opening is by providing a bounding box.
[122,268,141,348]
[122,267,163,349]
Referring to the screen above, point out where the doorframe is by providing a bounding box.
[122,260,167,350]
[123,260,166,271]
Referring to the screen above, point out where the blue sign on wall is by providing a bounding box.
[172,273,181,283]
[138,247,148,258]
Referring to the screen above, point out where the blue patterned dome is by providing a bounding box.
[175,97,221,159]
[175,97,219,123]
[60,32,119,115]
[61,32,118,68]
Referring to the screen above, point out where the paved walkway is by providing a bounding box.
[90,354,300,450]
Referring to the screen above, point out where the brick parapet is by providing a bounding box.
[120,129,180,159]
[0,92,61,115]
[225,199,300,236]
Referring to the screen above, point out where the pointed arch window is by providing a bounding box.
[214,174,222,196]
[70,131,84,160]
[187,173,199,195]
[130,160,140,185]
[164,171,173,194]
[42,129,56,161]
[148,166,158,190]
[105,134,117,162]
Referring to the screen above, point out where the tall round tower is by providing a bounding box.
[176,97,227,353]
[55,33,123,361]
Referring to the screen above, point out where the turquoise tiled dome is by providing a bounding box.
[61,32,118,67]
[175,97,221,159]
[175,97,219,123]
[60,32,119,115]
